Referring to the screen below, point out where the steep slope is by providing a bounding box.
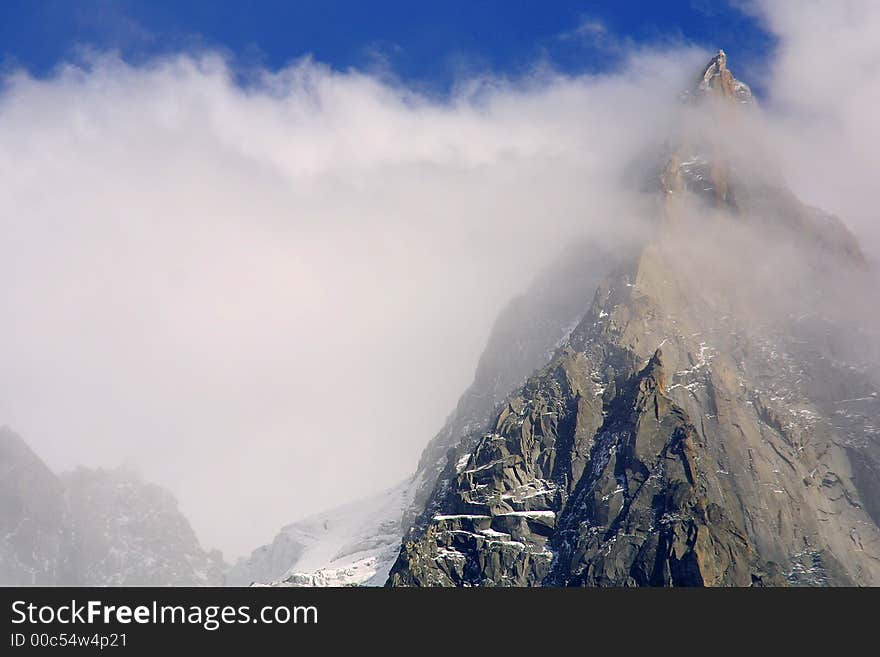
[388,52,880,587]
[228,479,414,586]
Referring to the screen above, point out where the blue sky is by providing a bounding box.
[1,1,774,92]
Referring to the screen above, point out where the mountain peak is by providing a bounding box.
[706,49,727,72]
[693,48,752,104]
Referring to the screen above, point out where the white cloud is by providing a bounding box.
[753,0,880,257]
[0,47,701,557]
[559,18,609,42]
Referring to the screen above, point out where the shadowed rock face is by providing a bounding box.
[547,349,780,587]
[388,52,880,587]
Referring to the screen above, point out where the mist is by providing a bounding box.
[0,1,877,559]
[755,0,880,259]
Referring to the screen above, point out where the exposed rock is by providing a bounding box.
[693,49,754,103]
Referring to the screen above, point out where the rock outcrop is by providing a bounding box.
[692,49,753,103]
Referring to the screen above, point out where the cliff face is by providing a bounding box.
[387,52,880,587]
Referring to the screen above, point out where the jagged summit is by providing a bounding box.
[691,49,753,104]
[699,49,728,86]
[658,50,865,262]
[660,50,759,206]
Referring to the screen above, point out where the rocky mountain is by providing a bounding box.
[386,51,880,587]
[0,427,224,586]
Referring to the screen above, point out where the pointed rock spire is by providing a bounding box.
[643,347,667,395]
[659,50,755,201]
[700,49,727,83]
[692,48,753,104]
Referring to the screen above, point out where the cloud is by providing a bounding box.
[751,0,880,258]
[556,17,631,56]
[0,47,702,557]
[558,18,609,42]
[0,0,876,559]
